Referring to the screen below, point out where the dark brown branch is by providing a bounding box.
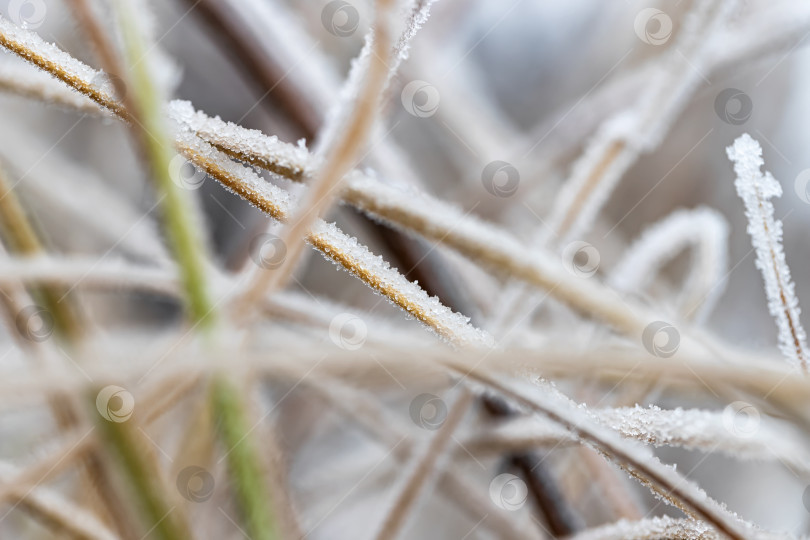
[483,395,581,537]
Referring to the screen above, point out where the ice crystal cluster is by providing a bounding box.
[726,134,808,369]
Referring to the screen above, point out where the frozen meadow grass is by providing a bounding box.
[0,1,809,539]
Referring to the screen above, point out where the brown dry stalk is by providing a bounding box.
[0,463,118,540]
[176,142,487,347]
[0,29,485,345]
[0,67,103,114]
[762,208,807,370]
[234,0,395,320]
[244,383,305,540]
[305,233,453,342]
[577,447,643,522]
[191,129,658,341]
[554,139,625,241]
[342,183,655,339]
[0,163,82,341]
[0,164,137,539]
[175,143,285,220]
[444,366,754,540]
[219,146,304,182]
[0,27,127,120]
[64,0,127,103]
[298,376,538,539]
[0,19,494,347]
[0,24,654,348]
[0,369,206,515]
[546,1,733,246]
[164,103,689,346]
[373,389,473,540]
[727,133,809,370]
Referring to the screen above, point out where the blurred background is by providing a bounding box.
[1,0,809,537]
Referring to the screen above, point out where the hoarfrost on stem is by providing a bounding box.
[726,133,809,369]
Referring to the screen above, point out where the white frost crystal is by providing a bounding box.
[726,133,808,369]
